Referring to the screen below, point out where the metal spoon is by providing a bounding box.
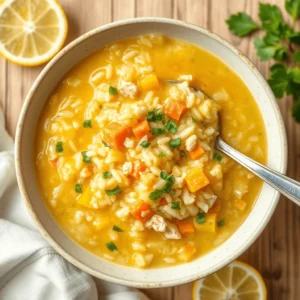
[166,80,300,206]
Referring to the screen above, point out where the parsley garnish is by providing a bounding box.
[55,141,63,153]
[112,225,123,232]
[105,186,122,196]
[165,119,178,134]
[169,138,181,149]
[109,86,118,95]
[106,241,118,251]
[158,152,166,157]
[151,128,166,135]
[75,184,82,193]
[149,172,175,200]
[226,2,300,122]
[140,141,151,148]
[149,189,164,200]
[196,212,206,224]
[81,151,91,163]
[102,171,112,179]
[217,220,226,227]
[147,110,165,122]
[83,119,92,128]
[171,201,180,210]
[213,153,223,161]
[102,141,111,148]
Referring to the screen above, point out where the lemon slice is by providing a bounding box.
[193,260,267,300]
[0,0,68,66]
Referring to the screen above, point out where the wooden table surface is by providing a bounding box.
[1,0,300,299]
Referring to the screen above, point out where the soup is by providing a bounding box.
[35,35,267,268]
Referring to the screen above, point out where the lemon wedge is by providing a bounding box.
[193,260,267,300]
[0,0,68,66]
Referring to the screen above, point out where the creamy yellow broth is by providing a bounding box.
[35,35,267,268]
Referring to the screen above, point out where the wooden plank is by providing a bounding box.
[136,0,173,18]
[0,59,7,128]
[113,0,135,20]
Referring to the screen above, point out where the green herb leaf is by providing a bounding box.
[55,141,63,153]
[161,178,175,193]
[259,3,284,33]
[112,225,123,232]
[179,150,186,157]
[292,100,300,122]
[83,119,92,128]
[285,0,300,21]
[158,152,166,157]
[263,32,281,44]
[254,37,288,61]
[140,141,151,148]
[171,201,180,210]
[169,138,181,149]
[226,12,259,36]
[213,153,223,161]
[102,171,112,179]
[151,128,166,135]
[191,117,198,124]
[75,184,82,193]
[293,50,300,63]
[289,67,300,83]
[81,151,91,163]
[288,31,300,45]
[196,212,206,224]
[105,186,122,195]
[109,86,118,95]
[268,64,289,98]
[102,141,111,148]
[165,119,178,134]
[149,189,164,200]
[147,110,165,122]
[106,241,118,251]
[217,219,226,227]
[160,171,169,180]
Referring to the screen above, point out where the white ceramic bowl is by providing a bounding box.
[15,18,287,288]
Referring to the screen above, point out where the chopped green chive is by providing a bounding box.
[147,110,165,122]
[192,117,199,124]
[217,220,225,227]
[169,138,181,149]
[151,128,166,135]
[109,86,118,95]
[158,152,166,157]
[106,241,118,252]
[213,153,223,161]
[112,225,123,232]
[149,189,164,200]
[171,201,180,210]
[165,119,178,134]
[83,119,92,128]
[140,141,151,148]
[103,141,111,148]
[55,141,63,153]
[160,171,169,180]
[75,184,82,193]
[102,171,112,179]
[179,150,186,157]
[81,151,91,163]
[105,186,122,196]
[196,212,206,224]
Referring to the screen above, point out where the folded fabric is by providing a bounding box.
[0,109,149,300]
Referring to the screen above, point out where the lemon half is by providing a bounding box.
[0,0,68,66]
[193,260,267,300]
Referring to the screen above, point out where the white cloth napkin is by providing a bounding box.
[0,109,149,300]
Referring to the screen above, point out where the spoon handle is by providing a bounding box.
[217,137,300,206]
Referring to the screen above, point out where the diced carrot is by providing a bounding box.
[103,122,129,149]
[131,161,147,179]
[159,198,168,206]
[49,157,59,168]
[185,167,210,193]
[132,120,150,139]
[208,202,221,213]
[189,144,205,160]
[164,99,187,120]
[139,73,160,91]
[235,199,247,211]
[177,221,195,235]
[132,202,154,223]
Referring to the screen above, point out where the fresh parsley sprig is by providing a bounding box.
[226,1,300,122]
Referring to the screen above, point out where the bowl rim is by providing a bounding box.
[15,17,288,288]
